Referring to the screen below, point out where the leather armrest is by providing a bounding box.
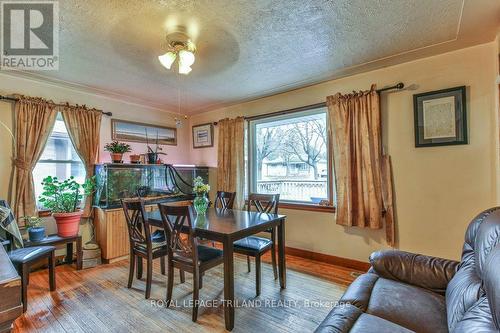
[369,250,459,295]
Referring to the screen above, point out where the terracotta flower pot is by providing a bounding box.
[52,210,83,237]
[110,153,123,163]
[129,154,141,164]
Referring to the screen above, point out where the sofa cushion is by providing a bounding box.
[369,250,459,295]
[446,207,500,331]
[336,272,447,333]
[452,296,498,333]
[483,244,500,330]
[315,304,413,333]
[338,273,379,311]
[366,276,447,333]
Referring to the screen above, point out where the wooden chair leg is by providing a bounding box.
[255,255,261,297]
[179,269,185,283]
[76,237,83,270]
[137,257,143,279]
[192,268,200,322]
[247,256,251,272]
[127,252,135,288]
[271,230,278,280]
[21,264,29,313]
[48,251,56,291]
[166,260,174,307]
[160,256,166,276]
[145,255,153,299]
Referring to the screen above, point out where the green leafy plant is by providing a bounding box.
[22,216,43,228]
[38,176,96,213]
[104,141,131,154]
[193,176,210,194]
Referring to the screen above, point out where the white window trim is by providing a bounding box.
[247,105,334,207]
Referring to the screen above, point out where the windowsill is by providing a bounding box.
[279,202,335,213]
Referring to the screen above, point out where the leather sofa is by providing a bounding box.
[315,207,500,333]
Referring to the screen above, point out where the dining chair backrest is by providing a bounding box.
[157,204,198,263]
[246,193,280,214]
[214,191,236,210]
[121,199,151,250]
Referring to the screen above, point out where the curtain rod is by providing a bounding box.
[212,82,404,125]
[0,95,113,116]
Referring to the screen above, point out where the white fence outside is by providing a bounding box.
[256,180,328,202]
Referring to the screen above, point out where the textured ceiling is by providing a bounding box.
[14,0,500,114]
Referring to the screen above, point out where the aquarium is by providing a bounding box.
[171,165,209,195]
[93,164,208,209]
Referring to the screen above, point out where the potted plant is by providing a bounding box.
[192,176,210,215]
[38,176,95,237]
[129,154,141,164]
[104,141,131,163]
[22,216,45,242]
[146,131,167,164]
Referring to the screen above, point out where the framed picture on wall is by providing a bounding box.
[413,86,467,147]
[192,123,214,148]
[111,119,177,145]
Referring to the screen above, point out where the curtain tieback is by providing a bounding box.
[13,159,30,171]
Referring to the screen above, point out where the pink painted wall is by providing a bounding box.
[98,114,192,166]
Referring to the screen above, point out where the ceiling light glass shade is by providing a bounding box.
[178,65,192,75]
[158,52,176,69]
[178,50,195,67]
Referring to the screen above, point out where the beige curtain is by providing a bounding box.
[61,105,102,217]
[217,117,245,208]
[327,85,395,245]
[12,96,57,219]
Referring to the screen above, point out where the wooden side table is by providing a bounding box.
[24,234,83,270]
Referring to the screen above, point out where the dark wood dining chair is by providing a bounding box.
[214,191,236,209]
[158,204,224,322]
[233,193,280,296]
[121,199,170,299]
[8,246,56,312]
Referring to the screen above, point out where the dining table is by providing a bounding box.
[147,207,287,331]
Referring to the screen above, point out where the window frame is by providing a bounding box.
[246,103,335,212]
[33,113,86,207]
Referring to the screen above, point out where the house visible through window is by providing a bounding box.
[248,106,333,205]
[33,113,86,207]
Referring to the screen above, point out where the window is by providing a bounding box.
[248,106,333,206]
[33,113,86,207]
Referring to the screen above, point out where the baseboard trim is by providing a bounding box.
[285,246,371,272]
[102,255,128,264]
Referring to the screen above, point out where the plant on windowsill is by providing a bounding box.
[22,216,46,242]
[38,176,95,237]
[192,176,210,215]
[104,141,131,163]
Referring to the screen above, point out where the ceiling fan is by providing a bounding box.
[158,29,196,75]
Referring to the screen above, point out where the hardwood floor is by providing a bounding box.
[13,253,362,332]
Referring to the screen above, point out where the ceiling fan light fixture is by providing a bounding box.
[158,51,176,69]
[158,30,197,75]
[178,49,195,67]
[178,64,192,75]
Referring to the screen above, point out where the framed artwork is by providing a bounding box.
[413,86,467,147]
[192,123,214,148]
[111,119,177,145]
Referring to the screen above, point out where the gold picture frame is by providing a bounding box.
[111,119,177,146]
